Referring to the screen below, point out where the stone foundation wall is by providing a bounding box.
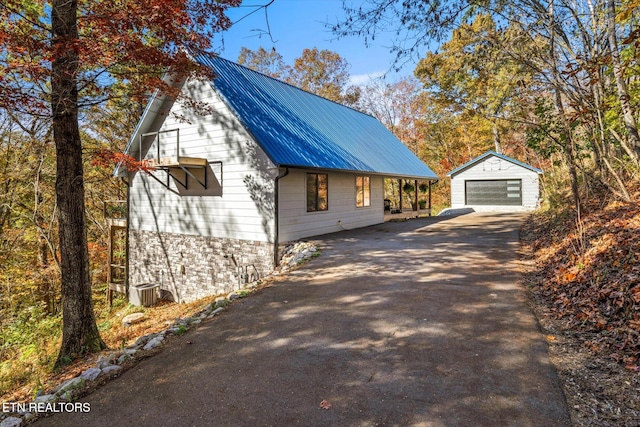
[129,230,274,303]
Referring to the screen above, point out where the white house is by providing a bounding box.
[115,54,438,304]
[446,151,542,212]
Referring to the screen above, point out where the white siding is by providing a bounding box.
[129,79,277,242]
[450,155,540,211]
[278,170,384,242]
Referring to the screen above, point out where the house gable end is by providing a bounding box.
[128,77,277,240]
[447,151,542,178]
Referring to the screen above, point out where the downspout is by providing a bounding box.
[274,167,290,268]
[123,176,131,298]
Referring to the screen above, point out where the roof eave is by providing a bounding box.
[276,164,438,181]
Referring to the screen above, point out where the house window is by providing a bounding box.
[307,173,328,212]
[356,176,371,208]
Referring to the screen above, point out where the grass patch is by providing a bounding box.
[0,287,222,403]
[0,306,62,399]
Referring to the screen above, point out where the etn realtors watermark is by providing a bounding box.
[2,401,91,414]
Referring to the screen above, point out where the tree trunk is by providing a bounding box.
[606,0,640,161]
[554,89,582,219]
[37,234,53,313]
[592,82,631,201]
[492,120,501,154]
[548,1,581,219]
[52,0,105,369]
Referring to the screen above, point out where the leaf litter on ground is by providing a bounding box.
[521,197,640,426]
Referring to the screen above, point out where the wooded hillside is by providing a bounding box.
[1,1,639,417]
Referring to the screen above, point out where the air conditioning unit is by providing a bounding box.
[130,283,159,307]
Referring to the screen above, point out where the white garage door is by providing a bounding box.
[465,180,522,206]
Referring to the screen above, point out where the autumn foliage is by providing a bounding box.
[0,0,242,370]
[0,0,241,114]
[92,149,154,173]
[523,191,640,370]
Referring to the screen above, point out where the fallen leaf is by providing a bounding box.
[319,400,332,410]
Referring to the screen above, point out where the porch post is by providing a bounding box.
[414,179,418,211]
[428,181,433,216]
[398,179,403,211]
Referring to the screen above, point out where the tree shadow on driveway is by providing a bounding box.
[40,213,570,427]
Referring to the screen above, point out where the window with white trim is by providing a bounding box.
[306,173,328,212]
[356,176,370,208]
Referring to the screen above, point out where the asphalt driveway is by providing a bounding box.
[39,212,570,426]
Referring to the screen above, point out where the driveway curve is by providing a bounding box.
[39,212,570,427]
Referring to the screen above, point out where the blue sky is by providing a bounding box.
[213,0,421,84]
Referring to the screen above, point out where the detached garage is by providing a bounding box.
[447,151,542,212]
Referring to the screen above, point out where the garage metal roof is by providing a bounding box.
[196,54,438,180]
[446,151,543,177]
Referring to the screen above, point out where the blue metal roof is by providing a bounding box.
[196,54,438,180]
[446,150,543,177]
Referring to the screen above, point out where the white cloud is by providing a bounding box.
[349,71,385,86]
